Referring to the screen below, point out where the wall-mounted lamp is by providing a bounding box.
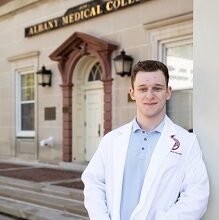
[36,65,52,87]
[113,49,133,77]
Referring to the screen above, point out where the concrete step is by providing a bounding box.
[0,176,88,219]
[0,196,88,220]
[0,176,84,201]
[0,185,88,217]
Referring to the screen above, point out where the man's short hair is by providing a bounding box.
[131,60,169,88]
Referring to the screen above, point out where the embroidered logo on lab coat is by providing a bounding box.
[170,135,182,155]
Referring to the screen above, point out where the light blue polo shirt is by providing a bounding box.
[120,118,165,220]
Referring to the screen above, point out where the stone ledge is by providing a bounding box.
[0,196,88,220]
[0,185,87,217]
[0,175,84,201]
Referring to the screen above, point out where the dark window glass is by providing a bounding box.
[21,103,34,130]
[88,62,102,82]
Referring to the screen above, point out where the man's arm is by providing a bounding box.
[81,141,111,220]
[155,137,209,220]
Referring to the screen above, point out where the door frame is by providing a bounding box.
[50,32,118,162]
[72,57,103,161]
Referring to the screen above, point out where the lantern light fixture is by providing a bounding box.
[113,49,133,77]
[36,65,52,87]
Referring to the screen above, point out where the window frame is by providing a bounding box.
[16,69,35,137]
[160,36,193,130]
[159,36,193,90]
[88,62,102,82]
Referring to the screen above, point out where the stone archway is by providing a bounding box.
[49,32,118,162]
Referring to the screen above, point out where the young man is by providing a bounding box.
[81,60,209,220]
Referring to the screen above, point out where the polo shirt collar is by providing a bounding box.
[132,117,165,134]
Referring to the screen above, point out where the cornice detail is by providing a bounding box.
[7,51,40,62]
[144,12,193,30]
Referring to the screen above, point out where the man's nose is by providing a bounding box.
[145,89,154,99]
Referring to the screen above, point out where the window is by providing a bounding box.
[163,40,193,130]
[16,72,35,137]
[163,40,193,90]
[88,62,102,82]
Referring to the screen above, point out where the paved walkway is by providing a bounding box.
[0,159,89,220]
[0,161,85,181]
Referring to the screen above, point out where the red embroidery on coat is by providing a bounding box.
[171,135,180,150]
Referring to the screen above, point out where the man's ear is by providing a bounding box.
[129,87,136,101]
[166,86,172,100]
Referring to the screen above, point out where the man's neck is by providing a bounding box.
[136,115,165,132]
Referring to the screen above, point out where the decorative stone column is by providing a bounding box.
[61,84,73,162]
[102,79,113,134]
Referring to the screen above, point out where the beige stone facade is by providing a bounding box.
[0,0,193,163]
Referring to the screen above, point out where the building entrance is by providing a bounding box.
[73,58,103,161]
[50,32,117,162]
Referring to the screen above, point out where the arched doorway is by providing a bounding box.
[49,32,117,162]
[73,56,104,161]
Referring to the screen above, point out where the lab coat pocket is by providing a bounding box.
[159,153,182,186]
[151,153,183,216]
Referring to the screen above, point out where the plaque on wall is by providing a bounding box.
[44,107,56,120]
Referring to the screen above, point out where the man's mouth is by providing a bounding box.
[144,102,157,105]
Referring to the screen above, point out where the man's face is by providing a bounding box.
[129,70,172,121]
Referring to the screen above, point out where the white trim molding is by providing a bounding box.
[144,12,193,60]
[16,70,35,137]
[7,51,40,138]
[0,0,42,18]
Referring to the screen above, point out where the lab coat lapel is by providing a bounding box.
[112,121,133,219]
[131,117,176,219]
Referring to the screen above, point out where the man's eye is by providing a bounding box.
[139,88,147,92]
[153,87,162,91]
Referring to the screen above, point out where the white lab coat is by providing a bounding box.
[81,116,209,220]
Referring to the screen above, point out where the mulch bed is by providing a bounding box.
[0,162,31,169]
[54,180,84,190]
[0,167,82,182]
